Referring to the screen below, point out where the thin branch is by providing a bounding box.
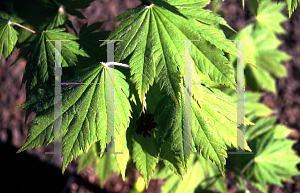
[8,21,36,34]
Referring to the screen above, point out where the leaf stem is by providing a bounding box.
[240,173,249,192]
[241,159,254,175]
[8,21,36,34]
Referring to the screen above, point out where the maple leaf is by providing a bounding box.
[256,0,287,34]
[22,28,88,97]
[229,119,300,193]
[231,24,291,93]
[16,62,132,176]
[11,0,94,31]
[1,0,94,53]
[154,83,253,177]
[0,12,19,60]
[101,0,237,106]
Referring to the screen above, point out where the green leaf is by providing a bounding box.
[160,153,226,193]
[232,24,291,93]
[256,0,287,34]
[245,116,277,142]
[154,82,252,177]
[224,89,274,117]
[145,81,166,115]
[244,91,274,117]
[159,140,188,179]
[95,153,121,188]
[152,159,174,179]
[285,0,300,18]
[103,1,237,106]
[249,129,300,192]
[232,118,300,193]
[252,29,291,78]
[77,142,98,173]
[77,142,121,188]
[16,63,132,174]
[161,154,203,193]
[76,22,110,70]
[132,126,159,188]
[196,154,226,193]
[192,86,253,174]
[12,0,67,31]
[22,28,88,97]
[0,12,18,60]
[165,0,235,31]
[154,87,191,177]
[115,126,131,181]
[248,0,259,15]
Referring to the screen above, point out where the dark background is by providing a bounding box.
[0,0,300,192]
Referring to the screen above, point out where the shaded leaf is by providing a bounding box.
[22,28,88,97]
[0,12,19,60]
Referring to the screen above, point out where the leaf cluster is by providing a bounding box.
[0,0,298,192]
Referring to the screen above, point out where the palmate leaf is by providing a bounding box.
[0,12,19,60]
[12,0,94,30]
[229,115,300,193]
[231,0,289,90]
[4,0,94,50]
[256,0,287,34]
[102,0,237,106]
[253,29,291,77]
[22,28,88,97]
[153,0,234,30]
[245,125,300,193]
[231,24,291,93]
[154,82,252,177]
[16,63,132,175]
